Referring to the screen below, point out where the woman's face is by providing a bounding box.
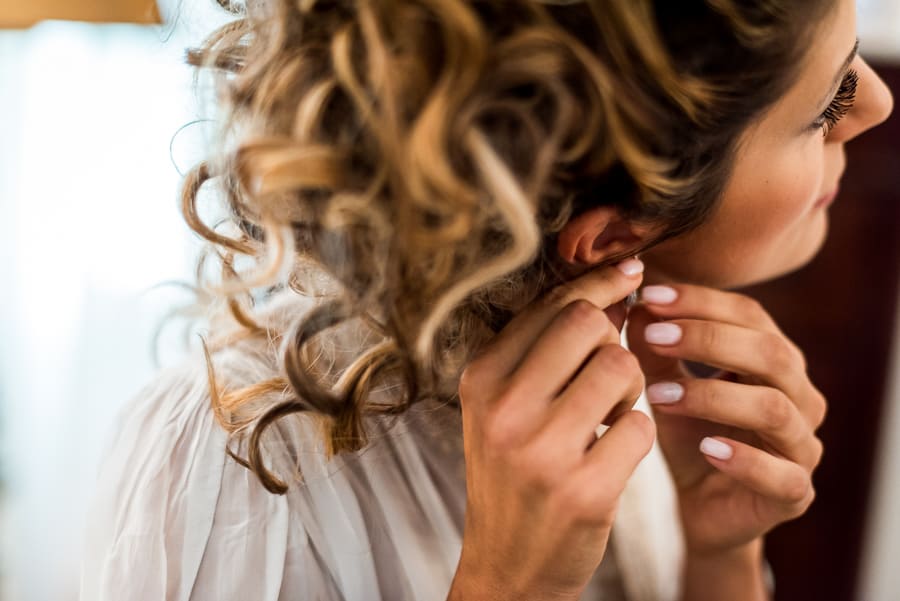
[641,0,894,289]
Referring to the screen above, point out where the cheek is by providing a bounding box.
[729,148,822,239]
[642,144,827,287]
[708,144,827,282]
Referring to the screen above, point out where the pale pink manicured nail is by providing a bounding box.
[700,437,733,460]
[644,322,682,345]
[647,382,684,404]
[641,285,678,305]
[616,258,644,276]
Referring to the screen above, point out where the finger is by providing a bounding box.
[565,410,656,515]
[507,300,618,406]
[647,379,823,470]
[489,300,620,437]
[697,436,816,515]
[533,344,645,456]
[642,319,806,399]
[481,259,644,377]
[625,305,686,382]
[638,283,784,336]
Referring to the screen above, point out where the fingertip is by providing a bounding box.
[616,258,644,277]
[699,436,734,461]
[644,322,683,346]
[640,284,679,305]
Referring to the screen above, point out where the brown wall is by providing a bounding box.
[0,0,160,28]
[748,62,900,601]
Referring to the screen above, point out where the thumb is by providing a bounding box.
[625,305,686,384]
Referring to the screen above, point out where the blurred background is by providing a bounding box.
[0,1,897,600]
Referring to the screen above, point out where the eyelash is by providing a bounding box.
[814,69,859,137]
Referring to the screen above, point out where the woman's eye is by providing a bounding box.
[814,69,859,137]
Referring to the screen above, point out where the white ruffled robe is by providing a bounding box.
[80,294,686,601]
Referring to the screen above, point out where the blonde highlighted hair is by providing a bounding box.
[182,0,829,493]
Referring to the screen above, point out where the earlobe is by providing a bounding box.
[557,206,656,265]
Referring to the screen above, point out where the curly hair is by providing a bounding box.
[181,0,831,493]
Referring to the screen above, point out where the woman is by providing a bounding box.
[80,0,893,600]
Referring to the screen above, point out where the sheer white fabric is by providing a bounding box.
[80,293,685,601]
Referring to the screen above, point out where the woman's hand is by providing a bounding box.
[625,283,827,556]
[448,260,655,601]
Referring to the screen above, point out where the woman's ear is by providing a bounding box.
[557,206,659,265]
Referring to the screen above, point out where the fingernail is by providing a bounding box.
[644,322,682,345]
[617,258,644,276]
[641,285,678,305]
[700,437,733,461]
[647,382,684,404]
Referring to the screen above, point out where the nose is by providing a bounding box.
[829,57,894,143]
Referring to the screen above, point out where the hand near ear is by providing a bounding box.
[625,284,826,558]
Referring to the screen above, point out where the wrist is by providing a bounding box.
[448,553,583,601]
[447,572,581,601]
[681,539,770,601]
[687,536,763,563]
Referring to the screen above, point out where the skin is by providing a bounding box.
[566,0,892,595]
[452,265,652,601]
[640,0,893,287]
[627,0,893,556]
[453,1,894,599]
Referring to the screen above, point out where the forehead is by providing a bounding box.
[754,0,858,133]
[795,0,857,91]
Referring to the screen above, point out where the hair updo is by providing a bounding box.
[182,0,830,493]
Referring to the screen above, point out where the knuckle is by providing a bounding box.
[699,322,721,353]
[694,381,724,415]
[805,485,818,509]
[542,282,574,310]
[784,473,812,506]
[789,482,817,518]
[587,509,618,530]
[561,299,608,332]
[763,333,799,373]
[555,476,621,527]
[555,481,597,520]
[594,344,641,377]
[810,436,825,469]
[760,389,793,432]
[516,442,562,492]
[810,390,828,429]
[736,294,764,318]
[588,349,645,402]
[793,343,809,372]
[745,453,768,484]
[481,402,519,453]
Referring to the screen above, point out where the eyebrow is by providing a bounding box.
[817,38,860,111]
